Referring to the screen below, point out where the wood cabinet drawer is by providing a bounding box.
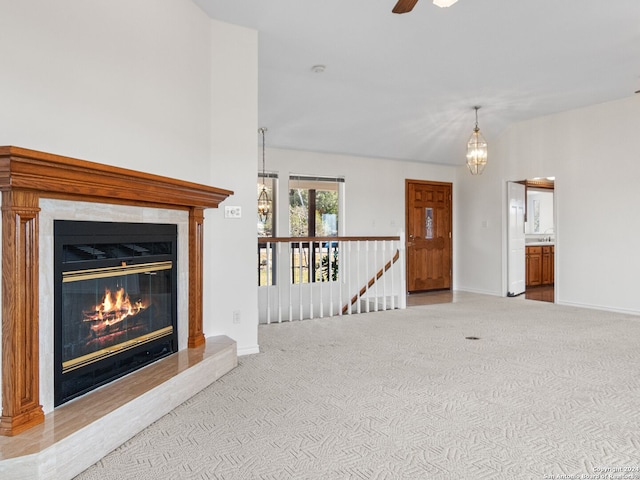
[526,246,542,254]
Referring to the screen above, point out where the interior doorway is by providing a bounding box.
[405,180,452,293]
[508,178,555,303]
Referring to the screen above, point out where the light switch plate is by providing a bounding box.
[224,206,242,219]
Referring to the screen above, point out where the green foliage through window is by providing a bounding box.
[289,176,341,237]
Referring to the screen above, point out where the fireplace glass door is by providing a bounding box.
[54,221,178,406]
[61,261,173,371]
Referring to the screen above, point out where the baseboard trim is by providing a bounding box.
[237,344,260,356]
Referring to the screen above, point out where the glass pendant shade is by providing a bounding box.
[466,127,488,175]
[466,106,488,175]
[258,185,271,223]
[433,0,458,7]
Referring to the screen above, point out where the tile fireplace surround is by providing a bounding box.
[0,147,237,479]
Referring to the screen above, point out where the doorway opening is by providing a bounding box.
[507,178,555,303]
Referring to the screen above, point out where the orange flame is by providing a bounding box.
[87,288,144,324]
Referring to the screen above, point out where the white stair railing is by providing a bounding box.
[257,236,406,324]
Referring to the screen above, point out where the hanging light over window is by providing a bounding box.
[433,0,458,7]
[466,106,488,175]
[257,127,271,222]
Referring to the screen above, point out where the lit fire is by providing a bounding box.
[83,288,145,325]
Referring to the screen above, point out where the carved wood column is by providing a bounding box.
[188,207,205,348]
[0,190,45,436]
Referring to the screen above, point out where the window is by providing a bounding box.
[289,175,343,237]
[288,175,343,284]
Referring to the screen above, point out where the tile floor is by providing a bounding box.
[407,286,554,306]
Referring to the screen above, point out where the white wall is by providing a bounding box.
[205,19,259,355]
[0,0,260,406]
[454,159,504,296]
[0,0,212,178]
[456,95,640,314]
[266,148,456,237]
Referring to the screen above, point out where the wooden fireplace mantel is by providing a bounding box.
[0,146,233,436]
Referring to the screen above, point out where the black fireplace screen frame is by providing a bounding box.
[53,220,178,406]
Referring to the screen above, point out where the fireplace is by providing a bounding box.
[54,220,178,406]
[1,146,232,436]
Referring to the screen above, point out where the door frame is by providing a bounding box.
[405,179,453,293]
[503,178,556,303]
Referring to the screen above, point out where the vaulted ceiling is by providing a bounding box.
[194,0,640,166]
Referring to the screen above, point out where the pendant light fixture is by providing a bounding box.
[257,127,271,222]
[466,106,488,175]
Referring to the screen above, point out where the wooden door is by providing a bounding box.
[406,180,452,292]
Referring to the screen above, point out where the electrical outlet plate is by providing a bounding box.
[224,206,242,219]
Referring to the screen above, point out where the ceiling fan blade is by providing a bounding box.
[392,0,419,14]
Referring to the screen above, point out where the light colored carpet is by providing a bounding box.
[75,293,640,479]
